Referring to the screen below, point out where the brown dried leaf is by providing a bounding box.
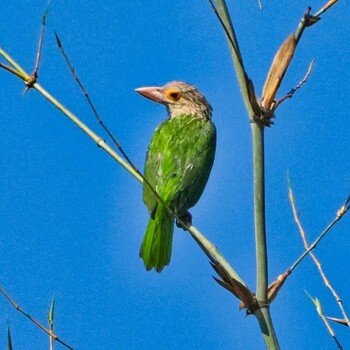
[268,270,291,303]
[261,34,296,110]
[211,262,257,312]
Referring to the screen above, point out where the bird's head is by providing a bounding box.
[135,81,212,120]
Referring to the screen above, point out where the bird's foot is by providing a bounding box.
[176,211,192,231]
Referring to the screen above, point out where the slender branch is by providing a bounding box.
[25,7,49,93]
[0,288,73,350]
[48,297,55,350]
[7,327,13,350]
[0,62,27,80]
[273,59,315,110]
[295,0,338,44]
[289,185,350,325]
[211,0,260,121]
[34,9,49,77]
[0,47,27,75]
[306,292,344,350]
[314,0,338,19]
[289,196,350,272]
[31,82,143,181]
[54,33,139,174]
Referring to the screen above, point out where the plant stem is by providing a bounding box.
[213,0,256,119]
[252,123,267,300]
[251,122,280,349]
[211,1,280,347]
[254,307,280,350]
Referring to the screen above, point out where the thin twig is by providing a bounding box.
[48,297,55,350]
[289,195,350,272]
[34,9,49,76]
[314,0,338,18]
[306,292,344,350]
[274,59,315,109]
[295,0,338,44]
[24,7,49,92]
[7,326,13,350]
[0,287,74,350]
[289,184,350,326]
[54,33,137,172]
[0,62,26,80]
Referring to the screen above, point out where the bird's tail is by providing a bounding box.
[140,206,174,272]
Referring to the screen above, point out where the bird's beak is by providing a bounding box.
[135,86,166,105]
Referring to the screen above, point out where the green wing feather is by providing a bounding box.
[140,115,216,272]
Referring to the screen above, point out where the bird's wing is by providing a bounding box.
[143,116,216,216]
[174,119,216,213]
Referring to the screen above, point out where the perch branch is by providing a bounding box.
[0,48,248,305]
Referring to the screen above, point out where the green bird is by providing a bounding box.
[136,81,216,272]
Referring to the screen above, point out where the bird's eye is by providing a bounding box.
[165,89,181,101]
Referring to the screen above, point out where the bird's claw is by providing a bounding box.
[176,211,192,230]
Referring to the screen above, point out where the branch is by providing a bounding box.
[306,292,344,350]
[289,195,350,272]
[210,1,280,348]
[0,287,73,350]
[54,32,139,173]
[24,7,49,93]
[210,0,260,122]
[268,194,350,303]
[295,1,338,44]
[0,48,248,305]
[289,183,350,326]
[273,59,315,110]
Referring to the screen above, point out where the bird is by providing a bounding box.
[135,81,216,272]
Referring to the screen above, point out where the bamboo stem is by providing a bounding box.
[251,123,268,301]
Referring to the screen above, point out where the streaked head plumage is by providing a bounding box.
[136,81,212,120]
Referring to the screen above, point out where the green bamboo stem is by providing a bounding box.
[212,2,280,347]
[214,0,256,119]
[251,122,280,349]
[255,308,280,350]
[251,123,267,301]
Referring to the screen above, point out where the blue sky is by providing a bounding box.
[0,1,349,349]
